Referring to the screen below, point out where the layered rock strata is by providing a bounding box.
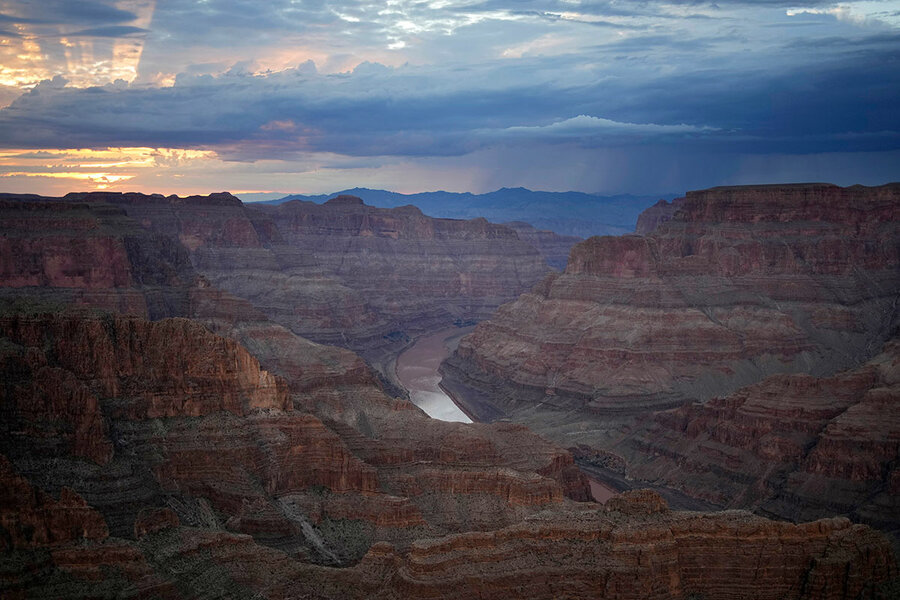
[441,182,900,545]
[247,195,550,349]
[0,199,196,318]
[47,192,550,356]
[444,183,899,415]
[0,312,592,571]
[611,339,900,542]
[0,187,897,595]
[2,477,895,599]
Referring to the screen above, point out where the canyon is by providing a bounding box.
[12,191,557,385]
[0,185,897,597]
[441,183,900,549]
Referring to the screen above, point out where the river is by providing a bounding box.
[395,326,474,423]
[395,326,618,502]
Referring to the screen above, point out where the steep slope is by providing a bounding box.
[0,312,590,555]
[0,198,196,318]
[45,192,550,362]
[444,183,899,415]
[441,182,900,543]
[251,195,549,345]
[0,190,897,597]
[612,339,900,542]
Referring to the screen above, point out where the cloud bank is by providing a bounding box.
[0,0,897,194]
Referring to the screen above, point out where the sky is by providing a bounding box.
[0,0,897,197]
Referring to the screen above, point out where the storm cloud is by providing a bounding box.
[0,0,897,194]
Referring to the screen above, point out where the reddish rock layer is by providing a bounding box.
[50,191,552,355]
[0,454,108,550]
[444,183,899,415]
[611,339,900,540]
[634,197,683,234]
[5,486,894,599]
[0,312,591,562]
[246,196,551,349]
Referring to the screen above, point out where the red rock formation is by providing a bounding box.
[614,339,900,539]
[375,492,895,599]
[0,199,196,319]
[0,312,590,558]
[0,454,108,549]
[1,188,897,597]
[634,197,683,234]
[59,191,552,357]
[444,183,899,414]
[441,182,900,547]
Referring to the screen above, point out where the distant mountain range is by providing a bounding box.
[245,187,678,238]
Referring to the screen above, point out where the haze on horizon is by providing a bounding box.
[0,0,897,198]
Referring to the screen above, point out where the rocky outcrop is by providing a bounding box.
[441,182,900,546]
[382,492,895,600]
[634,197,683,234]
[0,311,591,558]
[1,187,897,597]
[4,485,894,599]
[49,191,551,357]
[0,199,196,319]
[503,221,582,270]
[612,338,900,541]
[444,183,899,415]
[246,196,550,350]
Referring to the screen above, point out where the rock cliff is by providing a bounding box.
[52,192,550,357]
[0,312,595,583]
[444,183,898,414]
[1,187,897,597]
[441,182,900,546]
[612,338,900,543]
[246,196,551,350]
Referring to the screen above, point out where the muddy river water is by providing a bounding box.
[394,326,474,423]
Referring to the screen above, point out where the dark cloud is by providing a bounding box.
[0,0,896,194]
[1,29,897,162]
[0,1,137,25]
[67,25,148,37]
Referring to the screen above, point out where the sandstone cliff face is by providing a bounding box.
[381,491,895,600]
[0,312,592,570]
[634,197,683,234]
[59,191,551,356]
[1,188,897,597]
[0,199,196,318]
[613,339,900,542]
[2,480,894,599]
[445,183,899,414]
[441,182,900,548]
[246,196,551,350]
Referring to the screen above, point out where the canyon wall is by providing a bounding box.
[444,183,899,413]
[503,221,582,270]
[0,188,897,597]
[612,339,900,544]
[441,182,900,544]
[52,191,551,356]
